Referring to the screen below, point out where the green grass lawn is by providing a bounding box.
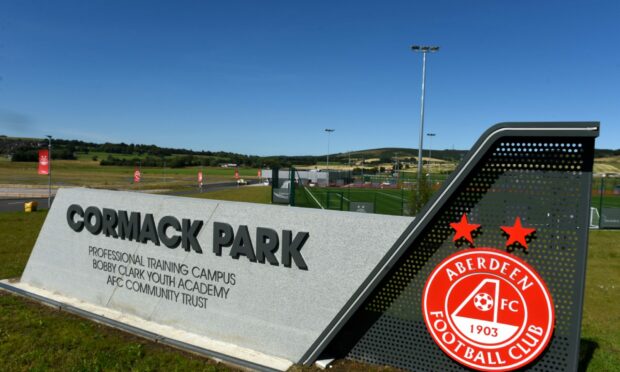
[0,292,232,372]
[0,191,618,370]
[0,159,259,191]
[580,230,620,371]
[185,186,272,204]
[0,210,233,371]
[0,211,43,279]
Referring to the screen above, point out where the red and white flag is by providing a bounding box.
[257,169,262,178]
[198,171,203,186]
[234,168,240,180]
[38,149,50,175]
[134,167,141,183]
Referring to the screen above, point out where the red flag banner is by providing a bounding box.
[134,168,141,183]
[198,171,203,185]
[38,149,50,175]
[234,168,240,180]
[257,169,262,178]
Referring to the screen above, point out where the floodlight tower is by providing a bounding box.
[411,45,439,192]
[325,128,335,171]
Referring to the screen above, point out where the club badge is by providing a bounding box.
[422,214,554,371]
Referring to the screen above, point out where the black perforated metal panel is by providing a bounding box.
[321,126,596,371]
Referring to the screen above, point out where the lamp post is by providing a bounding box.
[325,128,335,171]
[46,135,52,208]
[411,45,439,193]
[395,152,399,180]
[599,175,605,229]
[427,133,436,184]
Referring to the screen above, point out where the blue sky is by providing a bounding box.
[0,1,618,155]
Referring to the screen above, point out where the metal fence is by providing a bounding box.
[286,168,442,217]
[591,175,620,229]
[270,169,620,226]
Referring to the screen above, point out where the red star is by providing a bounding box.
[450,214,480,244]
[501,217,536,249]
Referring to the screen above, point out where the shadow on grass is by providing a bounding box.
[578,338,599,372]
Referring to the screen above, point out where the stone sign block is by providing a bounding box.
[12,188,412,369]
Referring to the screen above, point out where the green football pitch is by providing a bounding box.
[298,187,620,217]
[295,187,413,216]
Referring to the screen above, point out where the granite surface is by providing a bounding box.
[21,188,413,362]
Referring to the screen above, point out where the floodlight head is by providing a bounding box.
[325,128,335,133]
[411,45,440,53]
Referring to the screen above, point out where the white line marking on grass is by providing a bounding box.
[377,191,404,201]
[304,187,324,209]
[334,193,351,202]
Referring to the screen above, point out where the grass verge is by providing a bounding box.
[0,210,46,279]
[0,291,232,372]
[0,159,258,190]
[185,186,272,204]
[579,230,620,370]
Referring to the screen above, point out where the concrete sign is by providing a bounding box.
[9,188,412,370]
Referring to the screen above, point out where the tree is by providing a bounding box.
[410,173,434,215]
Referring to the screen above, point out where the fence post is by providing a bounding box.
[327,191,330,209]
[598,176,605,229]
[373,192,377,214]
[401,187,404,216]
[289,167,296,206]
[339,192,343,210]
[271,167,279,204]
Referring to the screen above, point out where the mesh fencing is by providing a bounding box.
[283,169,619,227]
[291,168,429,216]
[591,175,620,229]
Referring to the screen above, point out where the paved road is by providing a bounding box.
[0,180,262,213]
[170,180,260,196]
[0,187,57,198]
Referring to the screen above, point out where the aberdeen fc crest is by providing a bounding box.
[422,214,554,371]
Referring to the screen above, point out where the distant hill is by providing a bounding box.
[339,147,467,162]
[1,135,618,168]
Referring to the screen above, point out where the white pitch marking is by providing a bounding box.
[304,187,324,209]
[377,191,403,201]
